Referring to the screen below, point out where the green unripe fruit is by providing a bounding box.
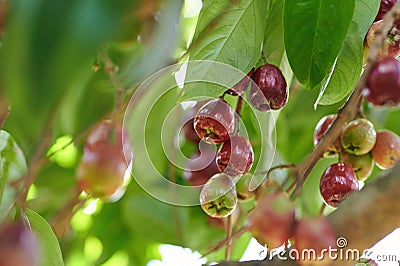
[200,173,237,218]
[342,152,374,181]
[235,173,255,202]
[341,118,376,155]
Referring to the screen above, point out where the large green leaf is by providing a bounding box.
[316,0,380,105]
[263,0,285,66]
[182,0,269,99]
[25,208,64,266]
[284,0,355,89]
[0,130,27,222]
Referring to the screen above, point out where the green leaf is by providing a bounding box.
[316,0,380,106]
[263,0,285,66]
[0,130,27,222]
[25,208,64,266]
[284,0,355,89]
[182,0,268,99]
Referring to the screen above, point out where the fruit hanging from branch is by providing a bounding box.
[77,120,133,199]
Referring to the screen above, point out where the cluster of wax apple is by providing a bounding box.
[76,120,134,200]
[315,56,400,208]
[0,221,39,266]
[180,63,288,219]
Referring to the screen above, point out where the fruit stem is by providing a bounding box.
[319,203,327,216]
[235,96,243,117]
[99,48,125,121]
[201,224,250,258]
[291,3,400,199]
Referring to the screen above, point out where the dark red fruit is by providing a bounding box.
[293,217,337,265]
[249,63,288,111]
[248,191,296,249]
[372,130,400,169]
[313,114,338,157]
[0,222,39,266]
[181,101,206,143]
[200,173,237,218]
[77,120,133,199]
[364,57,400,106]
[375,0,398,21]
[341,118,376,156]
[216,135,254,176]
[320,162,359,207]
[225,68,255,96]
[194,99,236,144]
[183,142,220,186]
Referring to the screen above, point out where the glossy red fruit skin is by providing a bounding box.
[320,162,359,207]
[194,99,236,144]
[293,217,337,265]
[372,130,400,169]
[225,68,255,96]
[0,222,39,266]
[182,101,206,143]
[216,135,254,176]
[249,63,288,111]
[248,192,296,249]
[183,143,220,186]
[313,114,338,157]
[364,57,400,106]
[77,120,133,198]
[375,0,398,21]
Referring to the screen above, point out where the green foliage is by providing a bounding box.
[26,208,64,266]
[316,0,380,105]
[284,0,355,89]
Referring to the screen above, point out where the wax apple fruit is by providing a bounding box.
[293,217,337,265]
[313,114,338,157]
[182,101,206,143]
[248,191,296,249]
[372,130,400,169]
[342,152,374,181]
[183,142,220,186]
[77,120,133,199]
[194,99,236,144]
[364,57,400,106]
[249,63,288,111]
[216,135,254,176]
[320,162,359,207]
[235,173,255,201]
[200,173,237,218]
[341,118,376,155]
